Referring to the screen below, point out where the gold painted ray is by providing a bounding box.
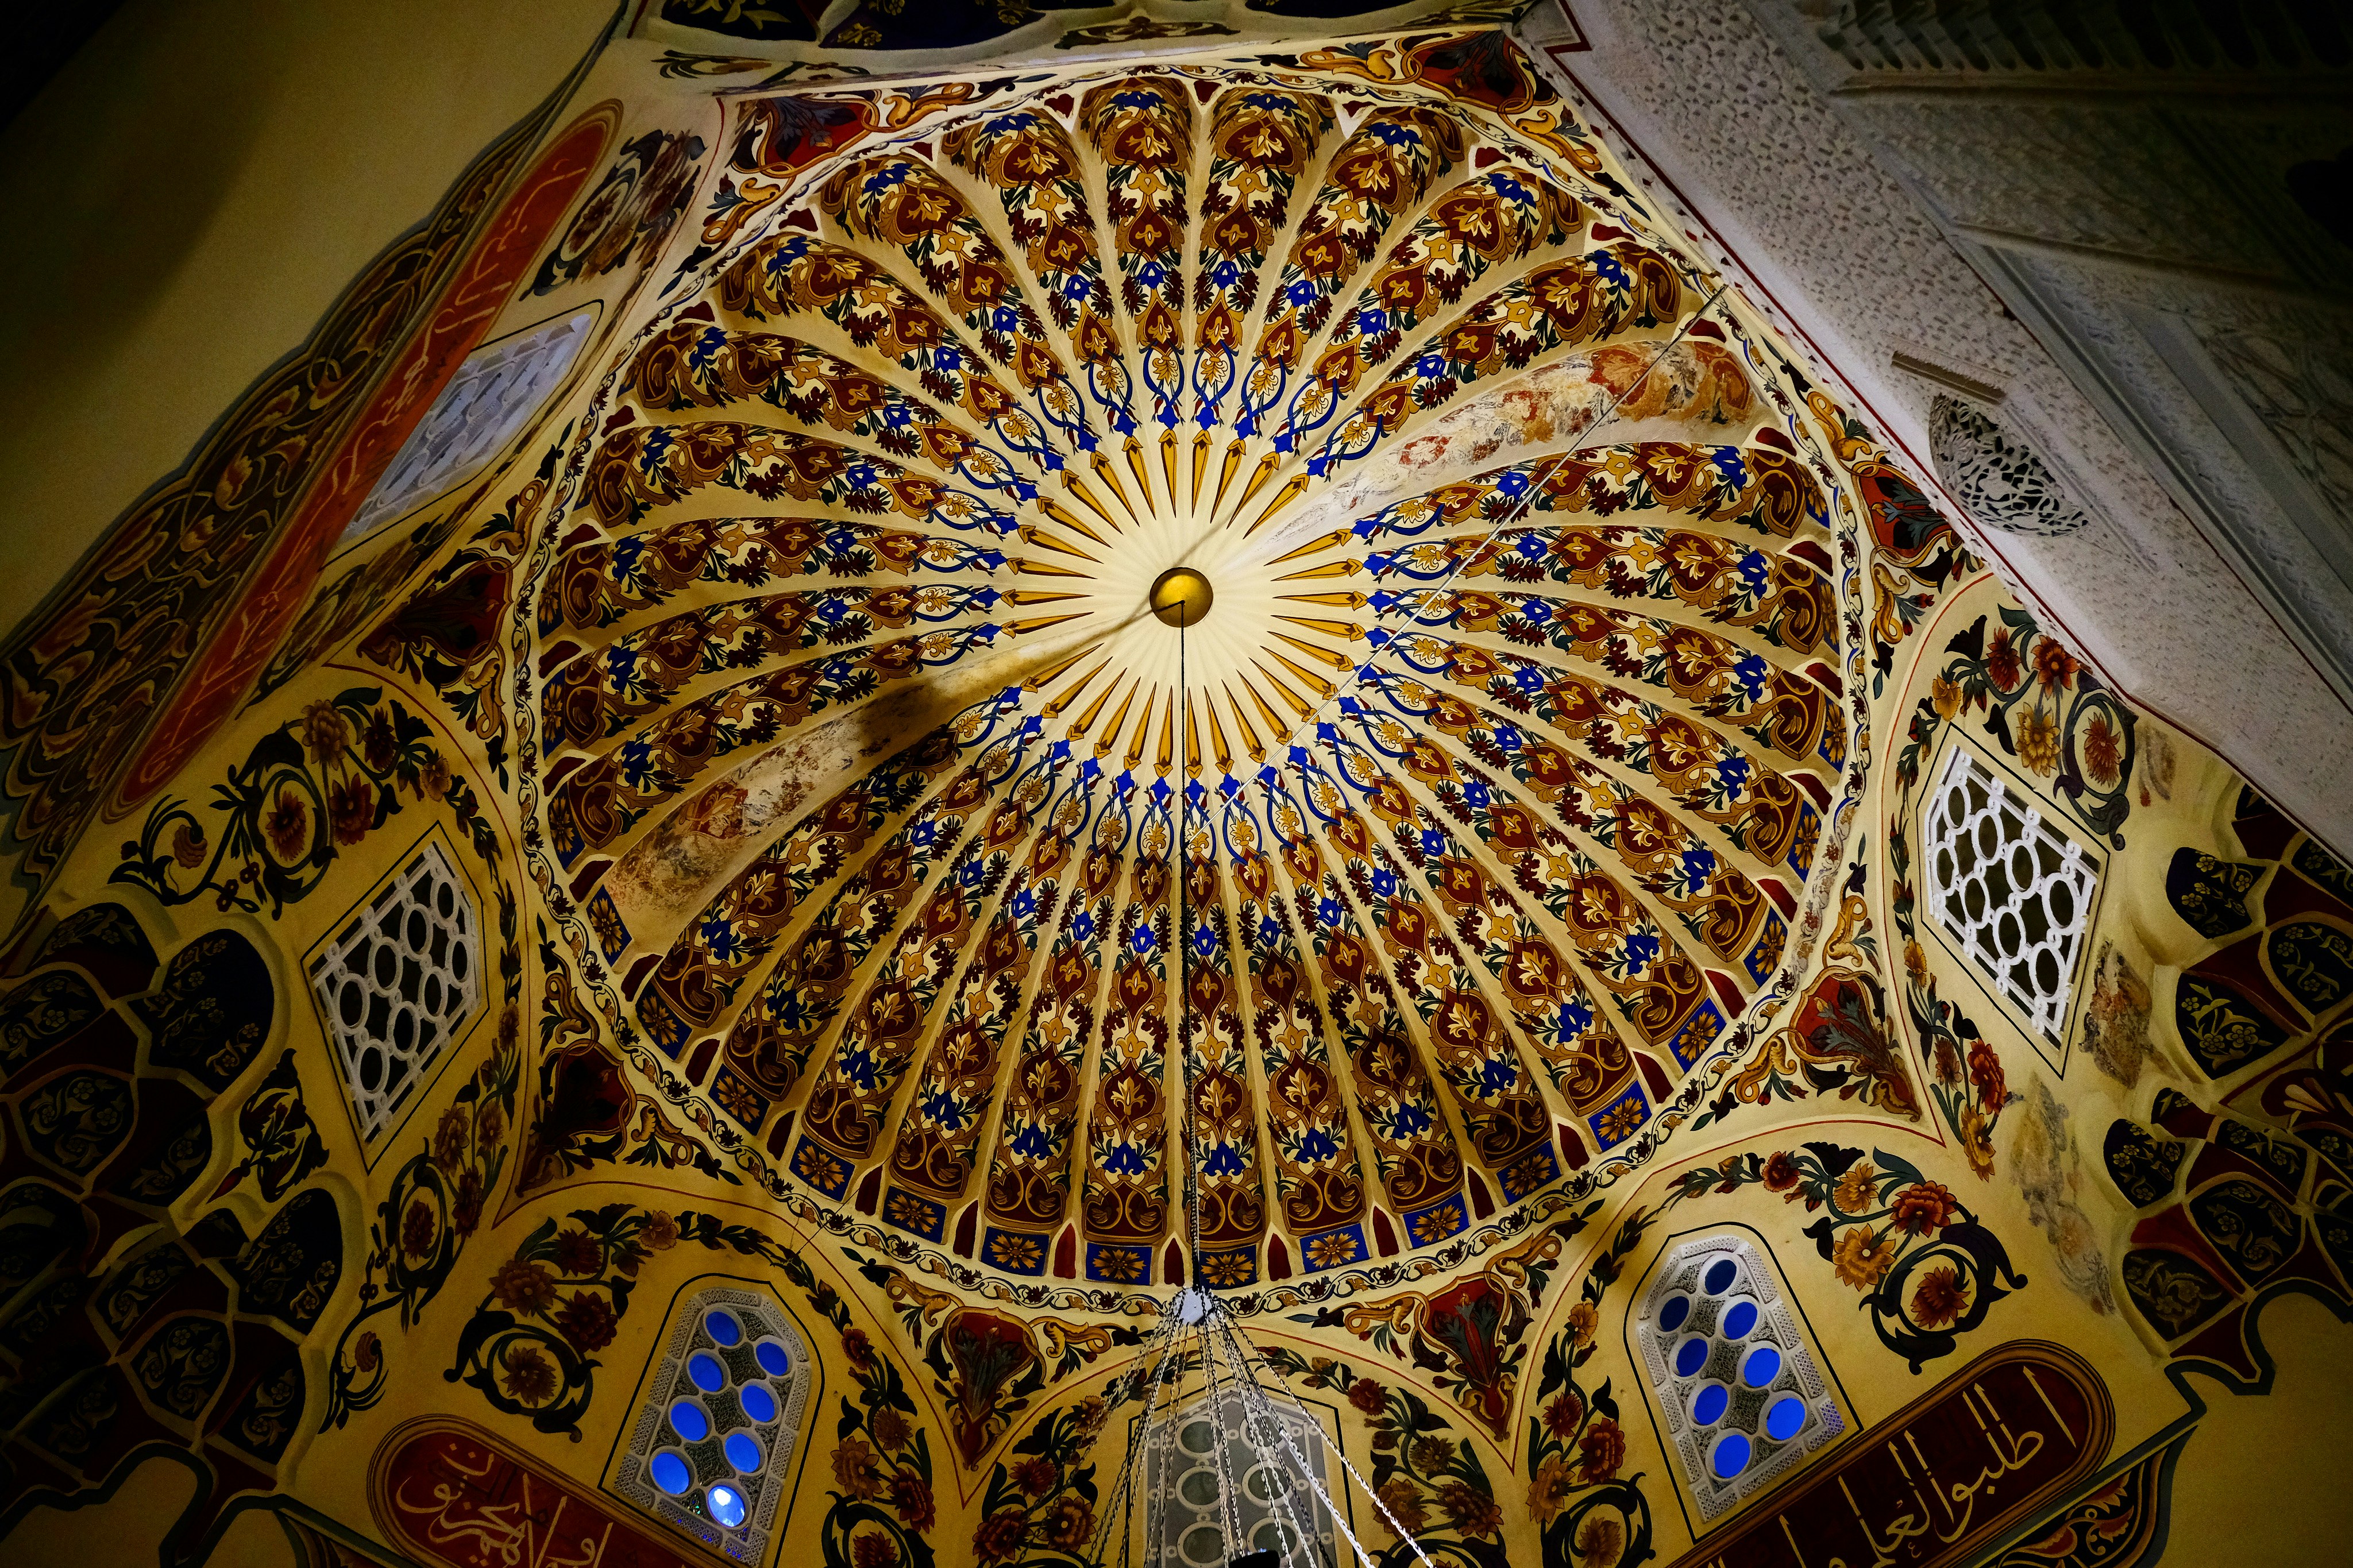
[1270,530,1352,565]
[1125,438,1159,519]
[1245,475,1308,536]
[1234,452,1280,515]
[1272,615,1361,641]
[1159,431,1181,512]
[1042,659,1112,717]
[1071,671,1131,740]
[1201,693,1234,774]
[1009,612,1089,635]
[1190,432,1210,511]
[1270,631,1352,669]
[1017,523,1100,562]
[1249,658,1317,718]
[1036,498,1110,546]
[1144,688,1171,771]
[1274,559,1360,581]
[1266,646,1339,697]
[1221,685,1266,762]
[1023,646,1103,694]
[1277,592,1368,609]
[1213,438,1245,513]
[1233,674,1288,739]
[1064,473,1122,534]
[1092,450,1139,520]
[1011,558,1090,578]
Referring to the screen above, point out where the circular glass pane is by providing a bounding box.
[1254,1520,1301,1554]
[1703,1258,1738,1295]
[1179,1468,1221,1507]
[1765,1395,1807,1442]
[1180,1419,1217,1455]
[1180,1524,1225,1566]
[755,1339,792,1378]
[669,1400,710,1442]
[723,1432,762,1473]
[1742,1345,1783,1388]
[705,1310,744,1347]
[1721,1300,1759,1339]
[707,1484,746,1528]
[1658,1295,1691,1333]
[739,1381,778,1423]
[650,1451,691,1496]
[1712,1431,1753,1480]
[688,1352,726,1393]
[1244,1464,1290,1503]
[1674,1336,1710,1377]
[1691,1382,1729,1427]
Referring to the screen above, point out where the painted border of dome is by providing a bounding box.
[631,0,1563,71]
[508,26,1884,1314]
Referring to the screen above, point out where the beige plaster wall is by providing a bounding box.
[0,0,616,640]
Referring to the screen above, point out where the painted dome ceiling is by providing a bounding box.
[523,40,1864,1299]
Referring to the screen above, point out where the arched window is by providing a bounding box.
[1635,1235,1841,1520]
[616,1285,812,1561]
[1928,394,2092,538]
[1922,744,2099,1043]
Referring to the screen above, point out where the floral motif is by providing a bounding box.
[1673,1142,2024,1371]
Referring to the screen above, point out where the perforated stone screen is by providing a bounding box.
[1923,745,2097,1042]
[308,841,481,1141]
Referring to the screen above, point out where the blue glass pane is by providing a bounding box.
[1722,1300,1758,1339]
[1742,1345,1783,1388]
[1675,1337,1710,1377]
[707,1484,746,1528]
[1692,1383,1729,1426]
[1766,1395,1807,1442]
[1658,1295,1690,1333]
[688,1352,726,1392]
[650,1451,691,1495]
[723,1432,763,1473]
[1703,1258,1738,1295]
[755,1340,792,1377]
[740,1382,778,1423]
[1712,1431,1752,1479]
[705,1310,744,1347]
[669,1401,710,1442]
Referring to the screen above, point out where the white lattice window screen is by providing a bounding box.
[1144,1386,1338,1568]
[1635,1237,1841,1520]
[1923,746,2097,1041]
[616,1289,811,1563]
[341,309,593,543]
[310,843,481,1141]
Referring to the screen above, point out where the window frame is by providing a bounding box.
[1632,1232,1845,1524]
[610,1280,815,1563]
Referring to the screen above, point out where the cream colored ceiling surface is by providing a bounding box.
[520,33,1867,1298]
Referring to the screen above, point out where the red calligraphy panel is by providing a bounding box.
[1666,1342,2113,1568]
[369,1418,707,1568]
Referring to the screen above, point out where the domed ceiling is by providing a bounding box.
[520,40,1865,1300]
